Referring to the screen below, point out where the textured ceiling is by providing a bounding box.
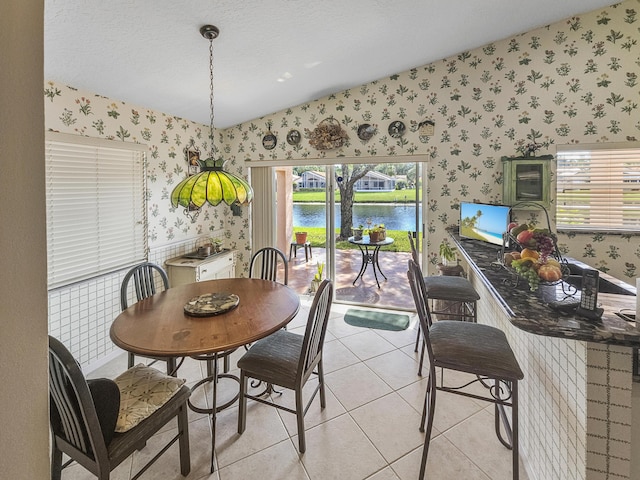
[44,0,615,128]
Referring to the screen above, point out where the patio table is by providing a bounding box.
[348,236,395,288]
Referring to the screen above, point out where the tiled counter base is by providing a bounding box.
[450,232,638,480]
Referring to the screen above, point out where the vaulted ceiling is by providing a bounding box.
[44,0,616,128]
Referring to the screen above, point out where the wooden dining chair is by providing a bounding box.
[237,279,333,453]
[48,335,191,480]
[120,262,181,375]
[249,246,289,285]
[407,260,523,480]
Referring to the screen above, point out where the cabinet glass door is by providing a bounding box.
[514,164,543,202]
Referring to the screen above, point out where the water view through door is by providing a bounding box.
[287,161,422,311]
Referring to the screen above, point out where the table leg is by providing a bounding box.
[365,245,381,288]
[373,246,387,281]
[188,352,240,473]
[352,244,368,285]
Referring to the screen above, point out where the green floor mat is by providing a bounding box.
[344,308,410,331]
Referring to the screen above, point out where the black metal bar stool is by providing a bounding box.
[407,259,523,480]
[407,232,480,375]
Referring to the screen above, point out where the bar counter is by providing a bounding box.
[449,231,639,347]
[446,230,638,480]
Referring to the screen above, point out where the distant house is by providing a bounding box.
[295,169,397,191]
[296,170,327,189]
[354,171,395,191]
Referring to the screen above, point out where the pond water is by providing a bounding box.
[293,203,421,231]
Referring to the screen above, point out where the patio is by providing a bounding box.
[286,246,414,311]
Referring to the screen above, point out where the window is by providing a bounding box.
[556,143,640,233]
[46,132,147,289]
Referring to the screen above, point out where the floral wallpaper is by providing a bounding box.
[223,0,640,282]
[44,82,253,268]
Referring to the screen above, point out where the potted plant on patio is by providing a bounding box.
[368,224,386,243]
[310,262,325,293]
[295,231,308,244]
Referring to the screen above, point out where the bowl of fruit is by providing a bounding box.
[502,223,566,291]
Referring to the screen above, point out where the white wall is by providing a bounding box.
[0,1,50,478]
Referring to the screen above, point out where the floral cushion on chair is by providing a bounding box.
[113,364,185,432]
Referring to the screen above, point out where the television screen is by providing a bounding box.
[459,202,510,246]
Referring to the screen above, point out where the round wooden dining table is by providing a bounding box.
[110,277,300,472]
[111,277,300,357]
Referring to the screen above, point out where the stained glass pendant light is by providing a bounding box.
[171,25,253,210]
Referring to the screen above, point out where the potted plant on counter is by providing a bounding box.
[439,239,457,266]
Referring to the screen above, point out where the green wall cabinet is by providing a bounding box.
[502,155,553,208]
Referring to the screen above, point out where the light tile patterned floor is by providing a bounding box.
[65,297,529,480]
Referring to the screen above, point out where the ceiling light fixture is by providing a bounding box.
[171,25,253,211]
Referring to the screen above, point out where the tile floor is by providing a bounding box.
[66,296,529,480]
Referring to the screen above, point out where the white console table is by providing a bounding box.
[165,250,236,286]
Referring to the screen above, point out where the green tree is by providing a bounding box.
[336,164,375,240]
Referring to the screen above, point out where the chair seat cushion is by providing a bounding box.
[113,364,186,432]
[423,276,480,302]
[430,321,523,381]
[237,330,303,389]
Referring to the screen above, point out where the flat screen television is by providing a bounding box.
[459,202,511,247]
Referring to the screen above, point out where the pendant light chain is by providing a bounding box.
[169,24,253,212]
[208,36,216,162]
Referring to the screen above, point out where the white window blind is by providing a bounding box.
[556,143,640,232]
[46,132,147,289]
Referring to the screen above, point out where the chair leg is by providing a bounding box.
[51,442,62,480]
[512,382,519,480]
[419,374,437,479]
[318,361,326,408]
[177,403,191,476]
[414,325,421,352]
[417,340,426,376]
[295,387,306,453]
[128,352,135,369]
[492,379,519,480]
[238,371,247,434]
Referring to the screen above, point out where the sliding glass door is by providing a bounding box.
[252,159,423,311]
[330,161,422,310]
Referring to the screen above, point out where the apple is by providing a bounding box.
[516,229,536,247]
[507,222,518,233]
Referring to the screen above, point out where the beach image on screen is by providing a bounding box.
[459,203,510,246]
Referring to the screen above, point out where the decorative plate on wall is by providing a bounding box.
[262,122,277,150]
[262,133,277,150]
[286,129,301,145]
[388,121,406,138]
[357,124,376,141]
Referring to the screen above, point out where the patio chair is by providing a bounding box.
[48,335,191,480]
[407,260,523,480]
[120,262,181,375]
[237,279,333,453]
[407,231,479,375]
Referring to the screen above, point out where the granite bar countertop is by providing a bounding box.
[449,231,640,347]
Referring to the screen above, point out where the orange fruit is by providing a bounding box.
[520,248,539,261]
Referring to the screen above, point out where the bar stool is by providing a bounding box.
[407,232,480,375]
[407,259,523,480]
[289,241,312,262]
